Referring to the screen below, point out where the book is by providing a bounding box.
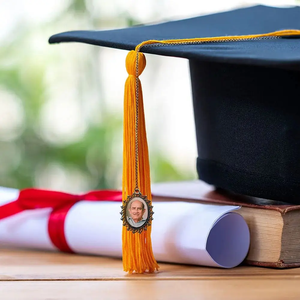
[151,180,300,268]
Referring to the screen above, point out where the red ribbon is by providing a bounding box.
[0,188,122,253]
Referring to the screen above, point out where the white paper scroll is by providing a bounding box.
[0,185,250,268]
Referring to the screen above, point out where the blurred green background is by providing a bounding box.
[0,0,298,192]
[0,0,198,192]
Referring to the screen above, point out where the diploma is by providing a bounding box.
[0,186,250,268]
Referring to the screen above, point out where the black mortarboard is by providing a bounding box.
[49,4,300,272]
[49,5,300,204]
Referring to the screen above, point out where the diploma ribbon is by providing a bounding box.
[0,189,122,252]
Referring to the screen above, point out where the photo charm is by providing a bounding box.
[121,191,154,234]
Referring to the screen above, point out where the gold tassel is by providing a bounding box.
[121,29,300,274]
[122,50,159,273]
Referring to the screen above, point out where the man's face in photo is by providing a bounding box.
[129,200,145,222]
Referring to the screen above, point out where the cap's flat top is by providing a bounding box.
[49,5,300,69]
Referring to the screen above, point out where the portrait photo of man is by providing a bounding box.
[126,198,147,228]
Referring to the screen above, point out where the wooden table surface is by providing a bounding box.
[1,247,300,300]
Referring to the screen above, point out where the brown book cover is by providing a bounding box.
[152,180,300,268]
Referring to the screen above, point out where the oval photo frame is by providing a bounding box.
[121,192,154,234]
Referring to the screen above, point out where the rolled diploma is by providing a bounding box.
[0,187,250,268]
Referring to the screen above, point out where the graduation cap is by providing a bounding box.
[49,5,300,273]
